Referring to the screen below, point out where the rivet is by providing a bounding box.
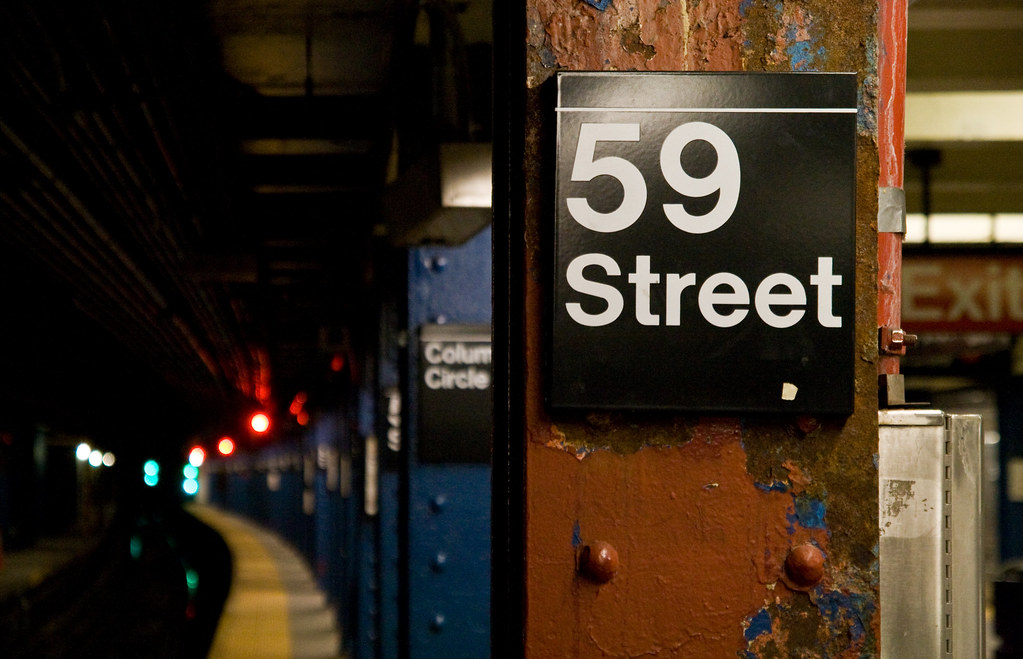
[580,540,619,583]
[430,613,445,633]
[796,416,820,434]
[784,544,825,589]
[430,494,447,513]
[431,552,448,572]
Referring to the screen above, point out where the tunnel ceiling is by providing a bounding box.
[0,0,491,442]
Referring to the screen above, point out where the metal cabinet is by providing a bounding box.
[879,409,984,658]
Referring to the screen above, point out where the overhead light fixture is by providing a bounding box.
[904,213,1023,245]
[995,214,1023,242]
[906,92,1023,141]
[927,213,992,243]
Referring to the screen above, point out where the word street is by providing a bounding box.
[565,254,843,329]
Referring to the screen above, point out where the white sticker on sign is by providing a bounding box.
[781,383,798,401]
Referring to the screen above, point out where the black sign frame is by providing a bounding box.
[550,72,857,414]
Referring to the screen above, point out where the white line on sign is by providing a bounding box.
[556,107,857,114]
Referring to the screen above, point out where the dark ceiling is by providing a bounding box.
[0,0,1014,444]
[0,0,491,445]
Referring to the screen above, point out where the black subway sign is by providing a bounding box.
[418,324,491,463]
[551,72,857,414]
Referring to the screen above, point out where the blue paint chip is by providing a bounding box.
[582,0,612,10]
[755,480,790,493]
[739,0,755,17]
[744,608,772,642]
[789,495,828,529]
[571,520,582,548]
[786,39,817,71]
[816,589,875,644]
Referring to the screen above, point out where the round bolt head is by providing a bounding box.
[784,544,825,589]
[580,541,619,583]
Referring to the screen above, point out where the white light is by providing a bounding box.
[927,213,992,243]
[906,92,1023,142]
[88,450,103,468]
[995,214,1023,243]
[188,447,206,468]
[102,452,116,467]
[905,214,927,243]
[76,442,92,462]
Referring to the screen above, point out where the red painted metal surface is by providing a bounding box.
[878,0,908,375]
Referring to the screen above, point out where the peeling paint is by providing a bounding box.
[756,479,790,493]
[742,581,877,657]
[744,608,773,642]
[790,494,829,531]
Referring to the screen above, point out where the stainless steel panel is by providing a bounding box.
[948,414,984,659]
[879,409,985,658]
[879,409,946,658]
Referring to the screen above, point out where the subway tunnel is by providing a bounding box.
[0,1,492,657]
[1,0,1023,658]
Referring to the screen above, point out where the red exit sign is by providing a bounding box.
[903,255,1023,331]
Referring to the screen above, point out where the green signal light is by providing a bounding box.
[182,478,199,496]
[183,464,199,480]
[185,568,199,591]
[143,460,160,487]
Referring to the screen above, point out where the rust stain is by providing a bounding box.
[619,20,657,59]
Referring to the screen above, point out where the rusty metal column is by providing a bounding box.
[878,0,909,386]
[495,0,890,657]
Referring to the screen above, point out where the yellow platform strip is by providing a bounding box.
[190,506,292,659]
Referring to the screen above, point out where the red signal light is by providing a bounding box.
[217,437,235,456]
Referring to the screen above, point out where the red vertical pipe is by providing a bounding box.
[878,0,908,375]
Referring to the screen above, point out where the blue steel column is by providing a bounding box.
[407,226,492,657]
[312,413,342,604]
[376,296,404,659]
[356,385,380,659]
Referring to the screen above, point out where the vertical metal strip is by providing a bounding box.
[877,0,908,376]
[948,414,985,659]
[491,0,526,655]
[943,425,953,657]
